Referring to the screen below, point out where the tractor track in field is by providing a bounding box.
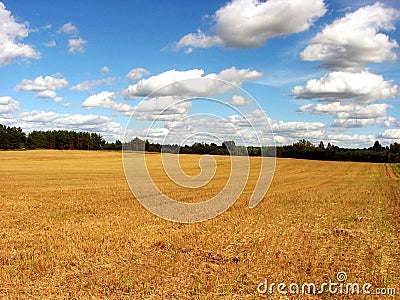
[384,163,399,180]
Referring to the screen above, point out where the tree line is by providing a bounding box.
[1,124,399,163]
[124,137,400,163]
[0,124,107,150]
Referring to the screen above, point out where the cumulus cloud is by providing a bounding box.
[126,68,150,82]
[82,91,114,108]
[176,29,223,52]
[336,105,392,120]
[15,73,68,92]
[379,128,400,140]
[162,116,266,145]
[272,128,377,148]
[301,2,400,70]
[124,127,170,143]
[324,133,375,148]
[53,97,64,103]
[126,67,262,98]
[68,38,87,54]
[213,66,263,85]
[291,71,399,103]
[271,120,326,133]
[101,66,110,74]
[298,102,392,118]
[14,74,67,102]
[17,110,122,140]
[35,91,63,102]
[71,78,114,92]
[36,90,57,99]
[126,103,384,148]
[227,109,270,127]
[0,2,40,66]
[175,0,326,51]
[215,0,326,48]
[227,95,252,106]
[162,109,326,146]
[57,22,87,55]
[226,110,381,147]
[0,96,19,114]
[131,96,192,121]
[298,102,396,128]
[57,22,79,35]
[333,116,396,128]
[127,69,204,97]
[82,91,134,112]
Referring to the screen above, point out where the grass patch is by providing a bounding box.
[393,163,400,175]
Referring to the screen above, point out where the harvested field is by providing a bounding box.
[0,150,399,299]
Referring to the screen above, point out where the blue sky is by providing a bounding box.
[0,0,399,148]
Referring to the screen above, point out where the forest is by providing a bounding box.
[1,124,399,163]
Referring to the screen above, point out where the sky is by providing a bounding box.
[0,0,400,148]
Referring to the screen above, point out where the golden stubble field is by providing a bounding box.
[0,150,399,299]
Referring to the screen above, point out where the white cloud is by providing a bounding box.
[35,90,63,102]
[126,67,262,98]
[82,91,114,108]
[68,38,87,54]
[17,110,122,140]
[271,120,326,133]
[127,69,204,97]
[124,127,170,143]
[301,2,400,70]
[176,0,326,51]
[15,73,68,92]
[298,102,395,128]
[336,104,392,120]
[15,74,67,102]
[212,66,263,85]
[126,68,150,82]
[324,133,375,148]
[145,109,326,146]
[297,103,314,112]
[272,129,377,148]
[71,78,114,91]
[227,95,252,106]
[44,41,56,47]
[176,29,223,51]
[126,104,388,148]
[216,0,326,48]
[36,90,57,99]
[131,96,192,121]
[0,2,40,66]
[228,109,270,127]
[53,97,64,103]
[57,22,78,35]
[82,91,133,112]
[333,116,396,128]
[379,128,400,140]
[101,66,110,74]
[57,22,87,55]
[0,96,19,114]
[291,71,399,103]
[299,102,392,118]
